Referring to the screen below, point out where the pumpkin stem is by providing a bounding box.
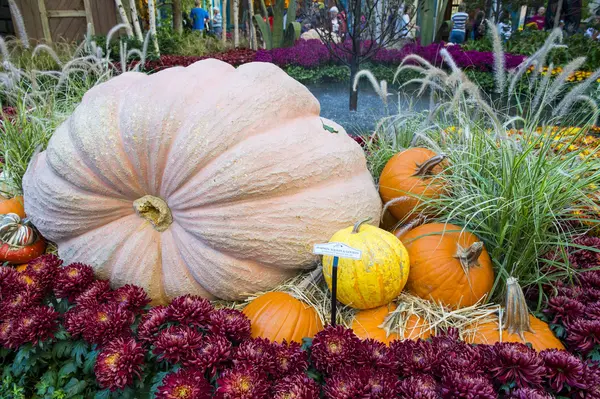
[0,213,37,247]
[352,217,372,234]
[454,241,484,271]
[133,195,173,232]
[297,266,324,291]
[503,276,533,340]
[413,154,446,177]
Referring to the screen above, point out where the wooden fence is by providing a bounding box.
[14,0,118,43]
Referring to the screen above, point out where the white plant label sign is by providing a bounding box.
[313,242,362,260]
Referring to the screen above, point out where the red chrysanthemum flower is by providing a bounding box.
[398,375,439,399]
[6,306,59,349]
[391,339,435,376]
[569,236,600,269]
[436,341,483,377]
[153,325,204,365]
[53,263,95,301]
[566,318,600,355]
[23,254,62,293]
[440,372,495,399]
[107,284,150,314]
[0,319,14,348]
[233,337,276,374]
[186,333,231,374]
[540,349,586,392]
[476,344,497,375]
[137,305,169,344]
[574,362,600,398]
[355,339,396,370]
[508,388,553,399]
[215,366,269,399]
[167,295,214,327]
[544,295,585,324]
[491,342,545,388]
[365,369,401,398]
[0,266,26,299]
[272,340,309,376]
[81,302,135,346]
[272,374,320,399]
[208,308,251,343]
[94,337,145,391]
[323,367,368,399]
[311,325,360,374]
[156,368,212,399]
[556,284,584,301]
[75,280,112,309]
[0,288,42,317]
[586,302,600,320]
[430,328,461,354]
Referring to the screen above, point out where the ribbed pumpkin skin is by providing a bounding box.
[466,315,564,351]
[379,148,445,222]
[0,197,25,218]
[242,292,323,343]
[352,303,431,344]
[22,60,382,304]
[323,223,410,309]
[398,223,494,309]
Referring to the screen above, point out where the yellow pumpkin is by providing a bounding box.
[352,303,431,344]
[322,219,410,309]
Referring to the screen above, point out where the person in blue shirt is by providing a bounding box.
[190,0,209,31]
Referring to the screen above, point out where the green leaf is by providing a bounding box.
[70,341,88,367]
[58,361,78,380]
[83,350,99,375]
[94,389,110,399]
[301,337,313,351]
[52,341,72,359]
[63,377,87,396]
[149,371,169,397]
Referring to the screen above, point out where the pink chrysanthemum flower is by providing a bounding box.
[24,254,62,293]
[156,368,212,399]
[233,337,276,374]
[153,325,204,365]
[491,342,545,388]
[508,388,553,399]
[74,280,111,309]
[0,288,42,317]
[94,337,145,391]
[398,375,439,399]
[272,340,309,376]
[391,339,435,376]
[137,305,169,344]
[311,325,360,374]
[186,334,231,374]
[544,295,585,324]
[215,366,269,399]
[0,266,26,298]
[208,308,251,343]
[167,295,214,327]
[53,263,95,301]
[81,302,135,346]
[355,338,396,370]
[540,349,586,392]
[566,318,600,355]
[7,305,59,348]
[108,284,151,314]
[440,372,495,399]
[272,374,320,399]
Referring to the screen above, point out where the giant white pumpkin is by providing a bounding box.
[23,60,382,303]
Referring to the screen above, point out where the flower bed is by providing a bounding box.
[1,250,600,398]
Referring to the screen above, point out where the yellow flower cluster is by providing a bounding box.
[526,65,600,82]
[506,126,600,160]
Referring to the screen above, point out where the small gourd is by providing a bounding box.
[0,213,47,264]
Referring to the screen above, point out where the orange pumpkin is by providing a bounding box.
[242,291,323,343]
[466,277,564,351]
[0,196,25,218]
[398,223,494,309]
[379,148,446,222]
[352,303,431,344]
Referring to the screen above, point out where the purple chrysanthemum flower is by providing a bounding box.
[544,295,585,324]
[398,375,440,399]
[215,366,269,399]
[540,349,586,391]
[186,334,232,374]
[356,338,397,370]
[311,325,360,374]
[391,339,435,376]
[490,342,545,388]
[153,325,204,365]
[208,308,251,343]
[508,388,553,399]
[272,340,309,376]
[566,318,600,355]
[167,295,214,327]
[271,374,320,399]
[440,372,495,399]
[233,337,276,374]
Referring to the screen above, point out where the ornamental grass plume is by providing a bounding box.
[233,337,276,374]
[6,305,58,348]
[539,349,586,392]
[565,318,600,355]
[271,374,320,399]
[94,337,145,391]
[490,342,545,388]
[272,340,309,376]
[391,339,435,376]
[152,325,204,365]
[137,305,169,344]
[107,284,151,314]
[208,308,251,343]
[355,338,396,370]
[186,334,231,374]
[156,368,212,399]
[167,295,214,327]
[53,262,95,301]
[215,365,269,399]
[440,372,495,399]
[310,325,361,374]
[397,375,440,399]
